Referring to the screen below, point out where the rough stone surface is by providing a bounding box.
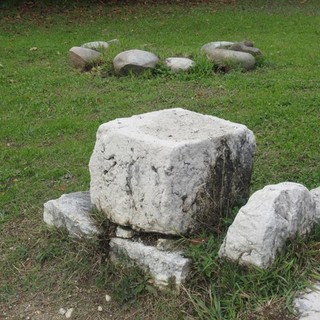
[295,283,320,320]
[311,187,320,220]
[164,57,195,72]
[115,226,136,239]
[89,108,255,235]
[69,46,101,69]
[109,237,191,289]
[113,49,159,75]
[206,48,256,71]
[43,191,99,237]
[81,41,110,51]
[229,42,262,56]
[201,41,234,53]
[219,182,317,269]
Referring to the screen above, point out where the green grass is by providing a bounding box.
[1,1,320,319]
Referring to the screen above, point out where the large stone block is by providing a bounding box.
[89,108,255,235]
[219,182,317,269]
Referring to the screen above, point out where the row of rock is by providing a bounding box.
[69,39,262,74]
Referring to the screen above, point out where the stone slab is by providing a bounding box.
[43,191,99,237]
[109,237,191,289]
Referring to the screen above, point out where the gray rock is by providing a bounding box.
[229,42,262,56]
[115,226,136,239]
[201,41,234,54]
[113,49,159,75]
[81,41,110,51]
[89,108,255,235]
[206,49,256,71]
[295,283,320,320]
[164,57,195,72]
[69,46,101,69]
[109,237,191,289]
[43,191,99,237]
[311,187,320,220]
[219,182,317,269]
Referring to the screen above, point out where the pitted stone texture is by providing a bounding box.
[89,108,255,235]
[295,283,320,320]
[109,238,191,289]
[113,49,159,75]
[43,191,99,237]
[311,187,320,220]
[206,49,256,71]
[69,47,101,69]
[219,182,317,269]
[164,57,195,72]
[201,41,234,53]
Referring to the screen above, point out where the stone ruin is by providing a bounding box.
[43,108,320,294]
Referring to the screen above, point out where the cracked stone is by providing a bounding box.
[295,283,320,320]
[89,108,255,235]
[219,182,317,269]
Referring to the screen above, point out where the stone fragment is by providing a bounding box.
[229,42,262,56]
[59,308,66,315]
[109,238,191,289]
[81,41,110,51]
[206,49,256,71]
[65,308,74,319]
[98,306,103,312]
[115,226,136,239]
[219,182,317,269]
[105,294,112,302]
[69,46,101,69]
[89,108,255,235]
[43,191,99,238]
[164,57,195,72]
[113,49,159,75]
[294,283,320,320]
[311,187,320,220]
[201,41,234,54]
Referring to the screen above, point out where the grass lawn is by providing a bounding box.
[1,0,320,319]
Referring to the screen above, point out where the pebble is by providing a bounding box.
[58,308,66,315]
[105,294,112,302]
[98,306,103,312]
[65,308,74,318]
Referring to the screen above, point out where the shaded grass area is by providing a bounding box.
[1,1,320,319]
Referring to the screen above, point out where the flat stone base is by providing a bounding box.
[109,237,191,290]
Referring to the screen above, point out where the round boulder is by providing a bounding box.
[113,49,159,75]
[206,49,256,71]
[69,46,101,69]
[164,57,195,72]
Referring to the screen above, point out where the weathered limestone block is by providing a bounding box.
[219,182,317,269]
[294,283,320,320]
[164,57,195,72]
[206,49,256,71]
[43,191,99,237]
[89,108,255,235]
[311,187,320,220]
[201,41,234,54]
[109,238,191,289]
[69,47,101,69]
[113,49,159,75]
